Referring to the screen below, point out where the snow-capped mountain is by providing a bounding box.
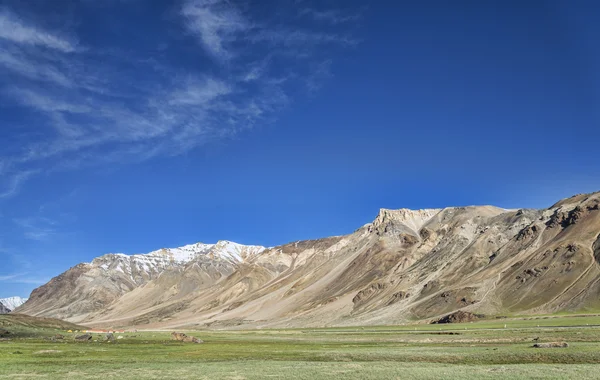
[90,240,266,284]
[14,240,267,321]
[99,240,265,265]
[0,296,28,312]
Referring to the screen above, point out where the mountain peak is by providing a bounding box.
[376,207,442,221]
[0,296,28,312]
[371,208,442,235]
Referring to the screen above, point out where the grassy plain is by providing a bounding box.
[2,314,600,379]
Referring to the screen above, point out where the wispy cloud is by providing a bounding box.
[11,277,49,285]
[306,59,333,93]
[181,0,248,60]
[182,0,359,57]
[14,217,58,241]
[299,8,362,25]
[0,10,76,52]
[0,272,48,285]
[0,47,73,87]
[0,0,359,198]
[248,28,358,49]
[8,87,91,114]
[3,253,32,271]
[0,273,27,281]
[168,76,232,106]
[0,170,38,199]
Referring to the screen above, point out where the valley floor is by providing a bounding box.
[2,315,600,379]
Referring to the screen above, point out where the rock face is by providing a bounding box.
[17,191,600,329]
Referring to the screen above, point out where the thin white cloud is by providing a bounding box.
[299,8,361,24]
[0,11,76,52]
[14,217,58,241]
[8,87,91,114]
[0,250,33,270]
[0,273,27,281]
[242,64,265,82]
[182,0,248,60]
[0,170,38,199]
[0,47,73,87]
[306,59,333,93]
[248,29,358,50]
[0,273,49,285]
[0,264,46,285]
[168,77,232,106]
[12,277,49,285]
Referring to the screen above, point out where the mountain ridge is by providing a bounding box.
[16,191,600,329]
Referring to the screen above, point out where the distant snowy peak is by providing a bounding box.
[0,296,28,311]
[92,240,267,272]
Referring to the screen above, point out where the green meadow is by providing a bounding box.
[2,314,600,379]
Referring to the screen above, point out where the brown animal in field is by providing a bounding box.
[170,332,203,344]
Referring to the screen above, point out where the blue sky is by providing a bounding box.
[1,0,599,298]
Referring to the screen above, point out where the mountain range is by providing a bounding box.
[16,191,600,329]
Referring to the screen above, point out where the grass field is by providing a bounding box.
[3,315,600,379]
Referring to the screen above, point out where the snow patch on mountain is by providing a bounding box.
[0,296,28,311]
[90,240,267,280]
[104,241,265,264]
[211,240,266,262]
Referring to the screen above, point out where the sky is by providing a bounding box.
[1,0,599,298]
